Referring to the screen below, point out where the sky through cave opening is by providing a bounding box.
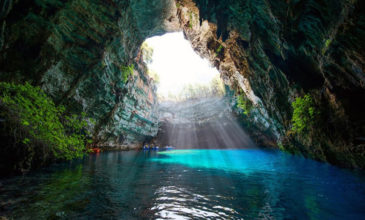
[143,32,223,101]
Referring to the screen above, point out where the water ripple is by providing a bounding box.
[152,186,239,219]
[1,150,365,219]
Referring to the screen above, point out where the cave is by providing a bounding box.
[0,0,365,218]
[142,32,256,149]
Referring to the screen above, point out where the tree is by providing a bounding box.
[141,42,154,64]
[210,75,225,96]
[147,69,160,84]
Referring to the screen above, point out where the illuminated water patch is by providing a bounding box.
[151,149,287,174]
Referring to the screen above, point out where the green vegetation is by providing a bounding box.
[141,42,154,64]
[216,44,223,54]
[277,142,285,151]
[322,39,332,54]
[166,75,225,101]
[324,39,331,48]
[0,82,91,173]
[188,11,194,29]
[147,69,160,84]
[236,93,253,116]
[210,75,226,96]
[121,64,134,83]
[291,94,318,133]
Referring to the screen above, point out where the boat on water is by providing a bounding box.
[143,145,175,150]
[91,148,101,153]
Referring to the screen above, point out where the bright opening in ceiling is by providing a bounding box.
[143,32,223,101]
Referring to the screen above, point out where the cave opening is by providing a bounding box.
[141,32,255,149]
[143,32,221,101]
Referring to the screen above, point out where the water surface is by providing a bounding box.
[1,149,365,219]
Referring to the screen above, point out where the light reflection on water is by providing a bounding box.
[153,149,282,174]
[0,149,364,219]
[152,186,236,219]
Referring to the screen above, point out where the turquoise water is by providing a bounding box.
[1,149,365,219]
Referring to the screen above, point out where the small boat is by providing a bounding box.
[143,145,160,150]
[91,148,101,153]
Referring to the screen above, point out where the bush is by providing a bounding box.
[121,64,134,83]
[0,82,90,173]
[291,94,318,133]
[237,93,253,116]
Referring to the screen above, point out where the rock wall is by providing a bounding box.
[176,0,365,168]
[0,0,179,148]
[94,61,159,148]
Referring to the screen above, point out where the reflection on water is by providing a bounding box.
[0,149,365,219]
[152,186,238,219]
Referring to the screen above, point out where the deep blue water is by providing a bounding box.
[1,149,365,219]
